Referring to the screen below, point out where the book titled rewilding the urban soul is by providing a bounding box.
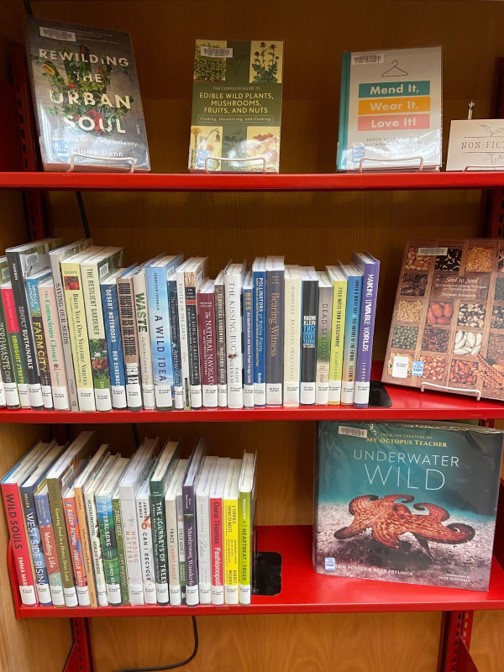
[189,40,283,173]
[314,421,503,591]
[26,17,150,172]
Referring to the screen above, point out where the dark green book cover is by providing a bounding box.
[314,421,503,590]
[189,40,283,173]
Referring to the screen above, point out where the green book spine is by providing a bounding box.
[112,494,129,605]
[96,495,122,606]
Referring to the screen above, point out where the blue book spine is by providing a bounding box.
[353,255,380,408]
[26,272,53,409]
[168,278,183,409]
[340,274,362,405]
[101,282,127,409]
[21,485,52,605]
[253,264,266,406]
[243,281,254,408]
[146,266,173,410]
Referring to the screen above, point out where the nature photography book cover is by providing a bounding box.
[314,421,503,590]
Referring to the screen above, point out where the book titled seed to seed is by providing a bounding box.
[189,40,283,173]
[314,421,503,590]
[337,46,442,171]
[382,239,504,402]
[25,16,150,172]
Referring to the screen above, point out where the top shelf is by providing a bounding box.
[0,171,504,192]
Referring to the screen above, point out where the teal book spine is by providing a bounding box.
[96,495,122,606]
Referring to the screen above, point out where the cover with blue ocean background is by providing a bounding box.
[315,421,503,590]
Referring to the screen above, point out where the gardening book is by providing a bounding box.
[25,17,150,172]
[337,47,442,171]
[314,421,503,590]
[189,40,283,173]
[382,239,504,402]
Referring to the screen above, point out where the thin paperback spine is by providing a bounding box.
[47,479,78,607]
[242,273,254,408]
[75,487,98,608]
[120,493,144,605]
[196,457,217,605]
[34,486,64,606]
[133,269,155,410]
[252,259,266,406]
[165,490,181,605]
[265,258,284,405]
[62,494,90,606]
[117,276,142,411]
[176,264,190,408]
[183,486,199,606]
[300,270,318,405]
[168,277,183,409]
[223,464,240,605]
[315,276,333,405]
[1,284,30,408]
[96,495,122,606]
[150,491,169,605]
[197,282,218,408]
[101,278,127,409]
[84,485,108,607]
[137,491,157,604]
[146,266,173,410]
[210,490,224,605]
[0,283,20,408]
[214,271,227,407]
[185,262,206,409]
[341,271,362,405]
[283,266,301,406]
[38,281,70,410]
[112,491,129,605]
[176,489,187,604]
[25,274,53,409]
[225,264,245,409]
[327,271,348,405]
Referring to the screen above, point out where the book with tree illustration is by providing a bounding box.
[25,16,150,172]
[189,40,283,173]
[314,421,503,591]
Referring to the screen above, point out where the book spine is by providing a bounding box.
[62,495,90,606]
[61,261,96,412]
[176,269,190,409]
[238,490,252,606]
[337,51,351,170]
[253,267,266,406]
[150,491,169,605]
[214,278,227,407]
[1,285,30,408]
[185,275,202,409]
[84,488,108,607]
[21,486,52,605]
[50,253,79,411]
[183,482,199,606]
[75,487,98,608]
[354,260,380,407]
[176,491,187,604]
[223,495,239,605]
[196,491,212,604]
[82,263,113,412]
[328,279,348,404]
[265,267,284,405]
[101,282,127,410]
[34,490,65,606]
[25,276,53,409]
[96,495,122,606]
[112,495,129,605]
[38,282,70,410]
[210,495,224,605]
[0,291,20,409]
[197,290,218,408]
[46,479,78,607]
[117,277,142,411]
[300,279,318,405]
[243,282,254,408]
[315,284,333,405]
[225,271,243,409]
[120,494,144,605]
[283,274,301,406]
[147,267,174,410]
[341,276,362,405]
[6,252,43,408]
[134,271,155,410]
[168,278,184,409]
[165,496,181,605]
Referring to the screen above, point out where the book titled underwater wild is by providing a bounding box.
[314,421,503,590]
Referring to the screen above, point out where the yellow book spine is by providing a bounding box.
[75,485,98,608]
[223,496,239,605]
[328,279,348,405]
[238,490,251,605]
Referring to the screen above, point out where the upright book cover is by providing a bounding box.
[382,239,504,402]
[314,421,503,590]
[25,16,150,172]
[337,47,442,171]
[189,40,283,173]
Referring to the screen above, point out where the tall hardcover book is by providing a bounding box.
[34,481,65,605]
[314,421,503,590]
[167,272,184,409]
[242,271,255,408]
[26,16,150,172]
[164,459,188,606]
[117,265,143,411]
[265,257,285,405]
[100,268,129,410]
[182,438,206,606]
[197,279,218,408]
[0,258,20,409]
[352,252,380,408]
[315,272,333,405]
[195,456,218,605]
[223,458,242,605]
[339,264,363,405]
[225,262,246,408]
[0,281,29,408]
[326,265,348,405]
[183,257,208,409]
[300,267,318,405]
[283,265,301,407]
[214,269,228,408]
[337,47,442,171]
[209,457,230,605]
[238,452,256,605]
[252,258,266,406]
[25,269,53,409]
[189,40,284,173]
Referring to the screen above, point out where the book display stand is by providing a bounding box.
[357,155,426,172]
[68,154,138,173]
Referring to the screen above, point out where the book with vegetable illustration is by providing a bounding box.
[25,16,150,172]
[189,40,283,173]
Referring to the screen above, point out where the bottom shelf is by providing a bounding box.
[14,525,504,618]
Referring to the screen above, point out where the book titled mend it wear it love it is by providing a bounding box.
[337,46,442,171]
[189,40,283,173]
[25,16,150,172]
[314,421,503,591]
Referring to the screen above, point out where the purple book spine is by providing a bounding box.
[353,254,380,408]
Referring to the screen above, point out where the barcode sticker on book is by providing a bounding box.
[418,247,448,256]
[392,355,410,379]
[39,26,76,42]
[200,46,233,58]
[99,263,110,279]
[352,53,384,65]
[1,267,9,281]
[338,425,368,440]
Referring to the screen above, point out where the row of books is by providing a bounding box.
[1,431,257,608]
[0,238,380,412]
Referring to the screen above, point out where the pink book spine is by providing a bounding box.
[63,495,90,606]
[38,281,70,411]
[210,495,224,606]
[1,482,37,605]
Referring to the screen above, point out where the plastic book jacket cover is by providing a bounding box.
[337,46,442,171]
[382,239,504,402]
[314,421,503,590]
[189,40,283,173]
[25,16,150,172]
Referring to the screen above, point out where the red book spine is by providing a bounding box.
[210,494,224,606]
[197,286,218,408]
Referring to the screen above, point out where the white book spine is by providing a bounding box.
[84,489,108,607]
[176,269,190,409]
[225,269,244,409]
[133,270,155,410]
[136,493,156,605]
[119,491,144,606]
[283,273,301,406]
[316,283,333,405]
[38,282,70,410]
[165,496,181,605]
[196,491,212,605]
